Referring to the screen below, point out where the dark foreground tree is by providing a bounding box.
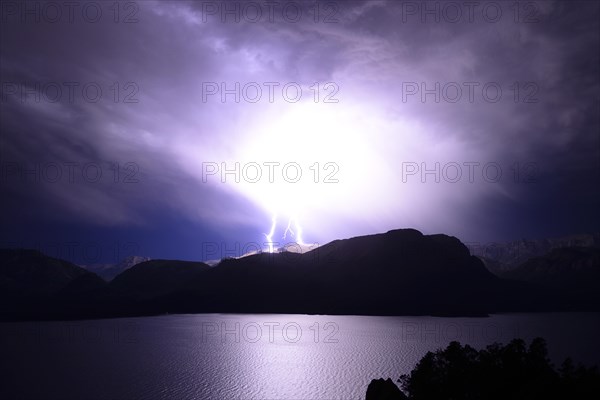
[367,338,599,400]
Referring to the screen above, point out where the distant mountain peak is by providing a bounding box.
[474,233,600,275]
[118,255,151,268]
[81,255,151,281]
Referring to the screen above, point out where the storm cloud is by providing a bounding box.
[1,0,598,263]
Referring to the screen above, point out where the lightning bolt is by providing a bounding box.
[293,218,305,246]
[283,218,295,240]
[263,214,277,253]
[264,214,306,253]
[283,216,305,245]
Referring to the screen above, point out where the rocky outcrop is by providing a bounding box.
[366,378,407,400]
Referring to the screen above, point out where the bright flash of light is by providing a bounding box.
[227,100,381,251]
[263,214,306,253]
[207,99,432,249]
[293,217,304,246]
[184,89,486,249]
[283,217,294,241]
[263,214,277,253]
[282,215,305,245]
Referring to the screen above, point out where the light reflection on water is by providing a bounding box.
[1,313,599,399]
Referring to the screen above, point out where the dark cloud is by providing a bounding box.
[1,0,598,262]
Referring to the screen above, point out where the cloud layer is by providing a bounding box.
[1,0,598,261]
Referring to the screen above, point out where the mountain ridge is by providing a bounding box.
[1,228,597,320]
[81,255,151,282]
[472,233,600,275]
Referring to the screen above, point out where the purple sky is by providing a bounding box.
[1,1,599,264]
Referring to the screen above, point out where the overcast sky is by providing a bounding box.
[1,0,598,264]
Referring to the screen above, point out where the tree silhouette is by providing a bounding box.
[367,338,600,399]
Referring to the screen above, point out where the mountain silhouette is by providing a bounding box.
[110,259,211,299]
[0,248,106,319]
[501,246,600,309]
[0,229,596,320]
[81,255,151,281]
[0,249,89,296]
[476,233,600,275]
[154,229,502,315]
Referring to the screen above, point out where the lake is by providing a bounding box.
[1,313,599,399]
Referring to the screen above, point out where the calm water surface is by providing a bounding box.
[1,313,599,399]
